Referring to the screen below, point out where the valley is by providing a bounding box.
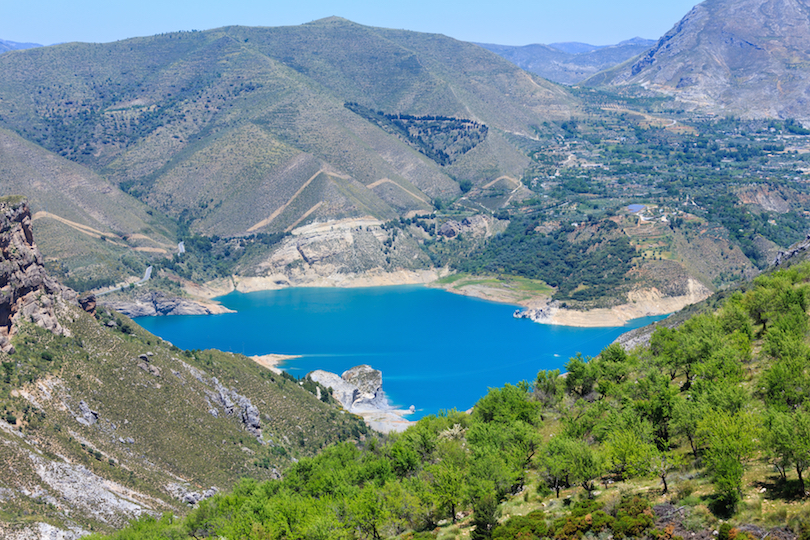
[2,0,810,537]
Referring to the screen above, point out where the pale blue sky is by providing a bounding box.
[2,0,701,47]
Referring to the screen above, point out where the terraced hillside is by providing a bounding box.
[0,127,177,290]
[0,18,575,238]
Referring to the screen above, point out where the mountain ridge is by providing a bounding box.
[587,0,810,120]
[0,21,574,240]
[478,38,655,85]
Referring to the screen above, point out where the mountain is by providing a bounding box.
[0,18,575,238]
[478,38,655,85]
[586,0,810,120]
[0,39,41,54]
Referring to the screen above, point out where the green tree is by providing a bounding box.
[473,384,541,426]
[647,450,684,495]
[349,485,389,540]
[763,407,810,494]
[698,411,759,510]
[470,493,501,540]
[540,436,574,498]
[566,439,604,498]
[605,429,656,480]
[429,460,466,523]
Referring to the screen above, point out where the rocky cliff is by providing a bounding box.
[309,365,390,412]
[235,218,439,290]
[0,197,75,353]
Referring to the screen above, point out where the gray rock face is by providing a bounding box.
[773,233,810,267]
[102,291,224,317]
[208,378,262,439]
[309,364,390,412]
[439,220,462,238]
[438,216,490,238]
[0,198,75,353]
[180,486,218,506]
[76,400,99,426]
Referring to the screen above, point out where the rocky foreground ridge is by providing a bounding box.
[0,197,371,538]
[0,197,76,353]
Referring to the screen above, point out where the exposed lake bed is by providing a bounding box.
[136,285,666,421]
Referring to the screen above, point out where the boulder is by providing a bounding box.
[438,220,462,238]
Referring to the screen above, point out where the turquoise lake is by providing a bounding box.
[135,286,664,419]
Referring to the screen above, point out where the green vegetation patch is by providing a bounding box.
[345,102,488,166]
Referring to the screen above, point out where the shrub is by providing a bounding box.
[612,495,655,539]
[493,510,547,539]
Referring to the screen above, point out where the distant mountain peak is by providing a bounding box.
[478,37,655,85]
[587,0,810,120]
[547,41,602,54]
[0,39,42,54]
[306,16,355,25]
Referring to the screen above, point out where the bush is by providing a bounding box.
[550,501,614,540]
[492,511,549,539]
[612,495,655,540]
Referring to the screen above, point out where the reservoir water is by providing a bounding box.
[135,286,664,419]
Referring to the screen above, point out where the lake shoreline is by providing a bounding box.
[136,285,667,423]
[183,269,702,328]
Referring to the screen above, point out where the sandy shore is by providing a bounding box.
[353,409,415,434]
[249,354,301,374]
[189,269,450,299]
[233,269,449,293]
[436,277,711,328]
[194,267,707,329]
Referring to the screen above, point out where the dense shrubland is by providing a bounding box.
[89,261,810,538]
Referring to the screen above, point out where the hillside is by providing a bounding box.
[0,19,575,238]
[0,198,367,537]
[586,0,810,120]
[86,249,810,540]
[479,38,654,85]
[0,127,178,290]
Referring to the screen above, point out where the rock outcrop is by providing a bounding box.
[100,291,233,317]
[308,365,414,433]
[207,378,262,439]
[246,218,435,288]
[772,233,810,267]
[438,215,490,238]
[309,365,389,412]
[0,197,75,353]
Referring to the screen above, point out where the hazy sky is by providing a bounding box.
[2,0,701,47]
